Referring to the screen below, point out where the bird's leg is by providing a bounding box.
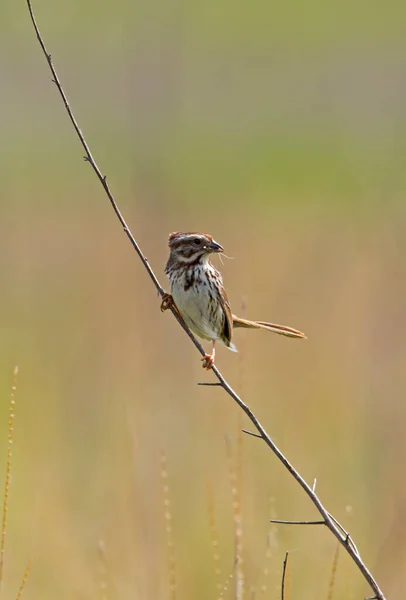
[202,341,216,370]
[160,293,174,312]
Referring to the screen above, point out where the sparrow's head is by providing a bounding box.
[167,232,223,265]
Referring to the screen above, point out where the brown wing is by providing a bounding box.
[217,279,234,347]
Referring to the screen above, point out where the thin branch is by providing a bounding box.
[328,512,348,536]
[25,4,387,599]
[328,512,360,557]
[241,429,263,439]
[270,519,325,526]
[281,552,289,600]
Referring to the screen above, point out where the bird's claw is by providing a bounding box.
[201,353,215,370]
[160,293,174,312]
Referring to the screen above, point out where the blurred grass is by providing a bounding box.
[3,0,406,208]
[1,0,406,598]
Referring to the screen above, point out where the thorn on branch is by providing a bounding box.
[242,428,263,439]
[197,382,222,387]
[47,53,51,60]
[83,156,90,162]
[103,175,107,182]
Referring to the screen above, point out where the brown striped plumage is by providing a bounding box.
[161,232,306,369]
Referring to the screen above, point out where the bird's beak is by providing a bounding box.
[207,239,224,253]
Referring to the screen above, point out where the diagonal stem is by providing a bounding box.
[281,551,289,600]
[25,3,386,599]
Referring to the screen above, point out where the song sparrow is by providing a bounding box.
[161,232,306,369]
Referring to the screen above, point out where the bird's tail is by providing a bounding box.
[232,315,306,339]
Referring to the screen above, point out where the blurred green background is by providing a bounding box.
[1,0,406,598]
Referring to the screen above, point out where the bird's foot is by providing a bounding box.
[160,293,174,312]
[201,353,215,370]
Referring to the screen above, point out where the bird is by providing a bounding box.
[161,232,306,369]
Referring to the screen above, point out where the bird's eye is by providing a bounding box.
[193,238,202,246]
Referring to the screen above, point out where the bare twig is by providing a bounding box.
[328,512,360,557]
[25,3,387,599]
[241,429,263,439]
[281,552,289,600]
[269,519,325,526]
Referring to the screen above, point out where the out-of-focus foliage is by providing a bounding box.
[1,0,405,598]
